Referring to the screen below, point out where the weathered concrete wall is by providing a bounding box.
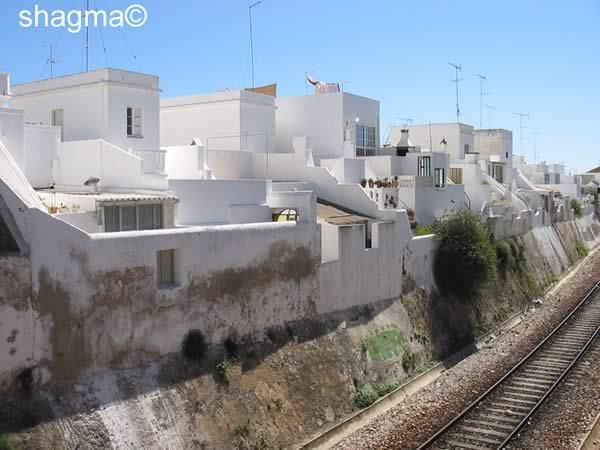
[0,256,33,392]
[2,212,600,449]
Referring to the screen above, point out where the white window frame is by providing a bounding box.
[355,124,377,157]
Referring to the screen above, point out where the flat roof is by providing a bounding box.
[317,201,371,226]
[12,68,160,96]
[161,89,274,109]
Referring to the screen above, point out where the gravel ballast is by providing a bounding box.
[335,250,600,450]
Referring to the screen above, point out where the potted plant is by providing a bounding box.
[360,178,367,188]
[368,178,374,188]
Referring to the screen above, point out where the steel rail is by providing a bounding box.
[417,281,600,450]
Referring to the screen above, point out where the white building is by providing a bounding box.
[390,123,474,164]
[9,69,166,192]
[475,128,513,185]
[276,89,380,163]
[160,89,275,154]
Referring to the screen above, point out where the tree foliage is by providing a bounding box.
[433,210,496,300]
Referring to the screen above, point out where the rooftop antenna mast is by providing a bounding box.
[85,0,90,71]
[532,131,540,164]
[397,117,413,126]
[448,62,462,122]
[484,104,495,128]
[249,1,261,88]
[513,112,530,158]
[45,44,58,78]
[477,74,486,128]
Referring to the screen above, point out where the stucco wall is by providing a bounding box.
[168,179,271,225]
[0,256,34,391]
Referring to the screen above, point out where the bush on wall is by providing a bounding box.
[433,210,496,301]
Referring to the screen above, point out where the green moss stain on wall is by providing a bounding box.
[363,326,406,362]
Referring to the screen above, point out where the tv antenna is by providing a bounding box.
[396,117,413,126]
[513,112,530,158]
[249,1,261,88]
[42,43,60,78]
[477,74,487,128]
[484,104,495,128]
[532,131,540,164]
[448,62,462,122]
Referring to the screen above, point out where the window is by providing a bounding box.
[139,204,162,230]
[434,168,446,189]
[127,106,142,137]
[417,156,431,176]
[355,124,377,156]
[554,174,560,184]
[272,208,299,222]
[52,109,64,140]
[464,144,470,154]
[121,206,137,231]
[544,173,550,184]
[157,249,176,287]
[104,206,120,232]
[103,204,163,232]
[495,165,504,183]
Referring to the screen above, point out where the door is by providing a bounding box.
[52,109,64,140]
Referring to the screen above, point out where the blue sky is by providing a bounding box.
[1,0,599,173]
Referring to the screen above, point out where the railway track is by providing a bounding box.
[418,282,600,450]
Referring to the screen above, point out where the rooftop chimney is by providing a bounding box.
[398,129,413,147]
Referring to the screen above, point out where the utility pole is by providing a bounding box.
[484,104,495,128]
[477,74,486,128]
[249,1,261,88]
[85,0,90,71]
[532,131,540,164]
[448,62,462,123]
[513,112,530,158]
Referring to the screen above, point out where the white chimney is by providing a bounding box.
[0,73,11,107]
[398,129,411,147]
[440,137,447,152]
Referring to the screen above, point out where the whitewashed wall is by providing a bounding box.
[53,139,167,191]
[23,124,60,188]
[168,179,271,225]
[12,69,160,152]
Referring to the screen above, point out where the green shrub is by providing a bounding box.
[402,351,417,373]
[495,240,515,274]
[352,388,379,409]
[0,434,9,450]
[433,210,497,300]
[373,381,400,397]
[575,240,588,258]
[181,329,208,362]
[571,199,583,218]
[414,224,434,236]
[215,358,234,383]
